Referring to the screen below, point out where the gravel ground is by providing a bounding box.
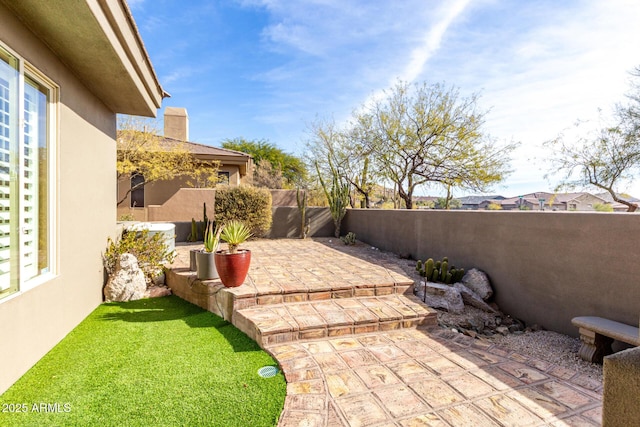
[488,329,603,381]
[361,245,604,383]
[436,305,603,382]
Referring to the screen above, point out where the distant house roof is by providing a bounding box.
[158,137,253,176]
[595,192,640,203]
[159,137,252,159]
[458,195,505,205]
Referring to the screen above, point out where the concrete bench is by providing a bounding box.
[572,316,640,363]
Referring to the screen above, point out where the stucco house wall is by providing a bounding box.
[0,0,164,394]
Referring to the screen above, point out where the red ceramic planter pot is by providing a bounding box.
[214,249,251,288]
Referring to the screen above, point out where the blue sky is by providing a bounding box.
[129,0,640,197]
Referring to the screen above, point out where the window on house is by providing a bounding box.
[130,173,144,207]
[0,45,55,300]
[218,171,230,185]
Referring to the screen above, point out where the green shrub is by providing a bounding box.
[594,203,614,212]
[104,229,175,283]
[214,186,272,237]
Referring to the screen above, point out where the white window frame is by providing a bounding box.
[0,41,58,300]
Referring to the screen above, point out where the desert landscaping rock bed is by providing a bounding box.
[334,239,604,382]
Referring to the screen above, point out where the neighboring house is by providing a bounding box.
[116,107,253,220]
[458,195,505,210]
[0,0,165,394]
[494,192,621,211]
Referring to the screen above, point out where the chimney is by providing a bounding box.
[164,107,189,141]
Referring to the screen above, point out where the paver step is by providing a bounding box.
[166,266,415,323]
[233,294,438,348]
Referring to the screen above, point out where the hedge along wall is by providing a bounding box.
[343,208,640,337]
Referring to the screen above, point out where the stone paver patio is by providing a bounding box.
[168,239,602,426]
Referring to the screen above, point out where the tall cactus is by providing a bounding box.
[316,160,349,238]
[187,218,198,242]
[296,188,308,239]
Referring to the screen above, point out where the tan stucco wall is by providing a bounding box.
[0,4,116,394]
[343,209,640,337]
[117,166,243,211]
[267,207,334,238]
[270,189,299,207]
[148,188,216,222]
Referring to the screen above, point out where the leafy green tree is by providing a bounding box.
[221,137,307,187]
[367,81,515,209]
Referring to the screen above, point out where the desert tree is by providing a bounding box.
[117,115,220,206]
[367,80,515,209]
[545,125,640,211]
[545,66,640,212]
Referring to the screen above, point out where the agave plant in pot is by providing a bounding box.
[195,221,223,280]
[214,220,252,288]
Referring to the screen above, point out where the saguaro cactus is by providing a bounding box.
[297,188,308,239]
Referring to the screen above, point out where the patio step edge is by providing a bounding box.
[233,294,438,348]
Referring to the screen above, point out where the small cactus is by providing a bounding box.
[440,261,448,281]
[340,232,357,245]
[425,258,435,279]
[416,256,465,286]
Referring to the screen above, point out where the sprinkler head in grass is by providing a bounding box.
[257,366,279,378]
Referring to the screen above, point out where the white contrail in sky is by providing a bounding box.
[399,0,472,83]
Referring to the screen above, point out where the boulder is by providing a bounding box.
[453,283,496,313]
[496,326,510,336]
[422,281,464,314]
[104,253,147,302]
[146,285,172,298]
[151,271,166,286]
[461,268,493,301]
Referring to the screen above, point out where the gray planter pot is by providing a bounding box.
[189,249,199,271]
[195,250,219,280]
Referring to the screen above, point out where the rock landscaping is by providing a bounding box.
[404,257,603,382]
[104,253,172,302]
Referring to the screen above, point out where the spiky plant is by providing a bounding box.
[220,220,252,254]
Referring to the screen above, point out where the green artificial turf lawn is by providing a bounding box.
[0,296,286,426]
